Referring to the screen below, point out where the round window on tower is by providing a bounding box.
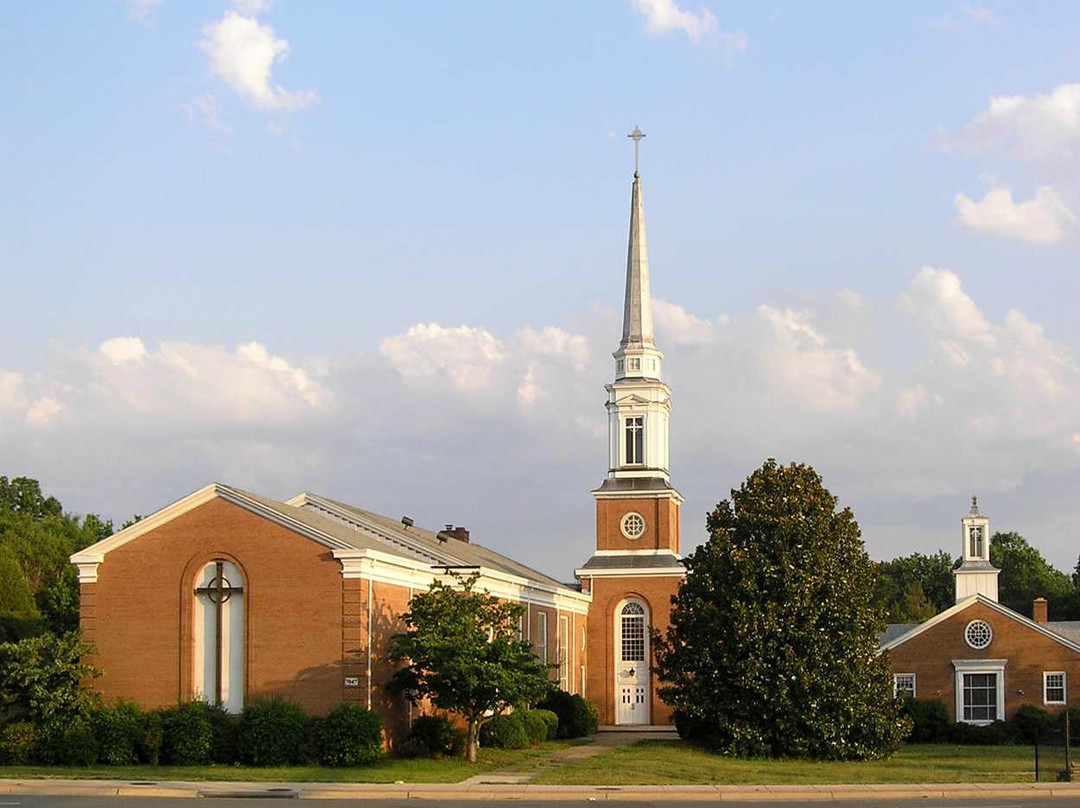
[964,619,993,650]
[620,512,646,540]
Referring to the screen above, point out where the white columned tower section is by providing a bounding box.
[954,496,999,602]
[607,142,672,482]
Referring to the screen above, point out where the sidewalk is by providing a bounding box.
[5,778,1080,801]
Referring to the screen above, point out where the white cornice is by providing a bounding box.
[574,567,686,579]
[593,549,680,557]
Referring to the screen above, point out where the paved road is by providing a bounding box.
[1,797,1078,808]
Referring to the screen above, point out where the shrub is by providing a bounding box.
[39,717,99,765]
[532,708,559,741]
[137,709,165,765]
[237,696,307,766]
[316,703,382,767]
[480,712,528,749]
[948,719,1010,745]
[902,698,951,743]
[401,714,456,759]
[536,691,598,739]
[519,709,549,746]
[162,701,213,765]
[1010,704,1053,744]
[93,701,143,765]
[0,721,38,764]
[206,703,240,764]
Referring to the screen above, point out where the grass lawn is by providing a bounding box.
[0,741,576,784]
[533,740,1038,785]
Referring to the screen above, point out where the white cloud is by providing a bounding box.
[0,371,26,414]
[99,337,150,365]
[119,0,162,20]
[946,83,1080,169]
[25,397,64,428]
[380,324,505,393]
[897,384,935,419]
[899,267,993,345]
[183,94,233,137]
[962,4,999,25]
[755,305,880,412]
[516,326,589,373]
[197,11,317,112]
[653,299,723,346]
[954,186,1078,243]
[231,0,269,14]
[627,0,747,60]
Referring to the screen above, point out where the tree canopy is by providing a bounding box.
[654,459,910,760]
[875,551,955,623]
[0,476,113,640]
[991,531,1076,619]
[387,572,553,762]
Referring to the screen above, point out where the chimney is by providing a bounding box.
[448,526,470,543]
[1033,597,1048,624]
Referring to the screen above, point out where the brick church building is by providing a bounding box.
[70,136,684,734]
[884,499,1080,723]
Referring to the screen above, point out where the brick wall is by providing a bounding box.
[888,601,1080,720]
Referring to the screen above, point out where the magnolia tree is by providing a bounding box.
[388,573,552,762]
[653,459,911,760]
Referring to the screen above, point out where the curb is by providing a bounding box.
[5,779,1080,801]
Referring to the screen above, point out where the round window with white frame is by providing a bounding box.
[620,512,646,540]
[964,619,993,650]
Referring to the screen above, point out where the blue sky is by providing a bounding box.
[2,1,1079,576]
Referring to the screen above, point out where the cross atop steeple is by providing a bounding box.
[628,126,646,175]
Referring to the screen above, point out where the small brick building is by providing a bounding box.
[883,499,1080,723]
[70,156,685,734]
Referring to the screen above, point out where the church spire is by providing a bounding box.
[614,127,662,382]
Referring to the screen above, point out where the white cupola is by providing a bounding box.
[954,495,999,602]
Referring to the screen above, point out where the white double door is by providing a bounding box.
[615,600,650,725]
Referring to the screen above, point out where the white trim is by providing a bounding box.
[1044,671,1067,706]
[953,659,1007,724]
[335,549,591,616]
[574,566,685,579]
[593,549,680,557]
[70,483,357,582]
[880,594,1080,655]
[893,672,916,699]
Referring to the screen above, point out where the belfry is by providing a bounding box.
[575,128,685,726]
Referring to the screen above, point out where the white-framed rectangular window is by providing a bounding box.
[953,660,1006,724]
[516,614,524,641]
[1044,671,1066,705]
[558,615,569,691]
[537,612,548,665]
[894,673,916,699]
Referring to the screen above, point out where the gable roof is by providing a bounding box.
[70,482,582,598]
[880,594,1080,655]
[288,492,574,593]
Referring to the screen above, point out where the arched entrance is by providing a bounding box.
[615,598,650,725]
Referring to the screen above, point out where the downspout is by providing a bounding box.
[367,574,373,710]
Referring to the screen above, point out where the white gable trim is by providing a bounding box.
[881,594,1080,655]
[69,483,355,583]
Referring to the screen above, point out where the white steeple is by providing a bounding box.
[604,128,672,481]
[954,495,999,602]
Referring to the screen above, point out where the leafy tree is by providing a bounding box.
[654,459,910,760]
[388,572,553,762]
[0,476,113,636]
[991,531,1075,618]
[0,631,101,729]
[875,551,956,622]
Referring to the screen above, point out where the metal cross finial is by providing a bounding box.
[971,495,979,515]
[628,126,646,174]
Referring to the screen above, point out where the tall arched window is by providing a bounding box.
[193,559,245,712]
[620,602,646,662]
